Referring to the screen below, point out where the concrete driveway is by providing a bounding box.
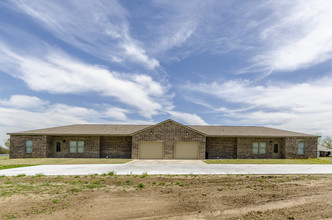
[2,160,332,176]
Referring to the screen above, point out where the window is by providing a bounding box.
[77,141,84,153]
[274,144,279,153]
[56,142,61,152]
[69,141,84,153]
[25,140,32,153]
[259,143,266,154]
[253,142,266,154]
[298,143,304,155]
[252,143,259,154]
[69,141,76,153]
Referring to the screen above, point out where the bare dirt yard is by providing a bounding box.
[1,174,332,219]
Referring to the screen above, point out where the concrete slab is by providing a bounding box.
[1,162,332,176]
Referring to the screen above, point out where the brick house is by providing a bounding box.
[8,119,318,159]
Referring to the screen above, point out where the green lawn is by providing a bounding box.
[0,164,37,170]
[0,156,131,167]
[204,158,332,164]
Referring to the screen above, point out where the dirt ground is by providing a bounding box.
[1,174,332,219]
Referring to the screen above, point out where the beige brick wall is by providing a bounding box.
[284,137,317,159]
[9,130,318,159]
[10,135,49,158]
[100,136,132,158]
[237,137,285,159]
[206,137,237,159]
[49,136,100,158]
[10,135,100,158]
[132,121,206,159]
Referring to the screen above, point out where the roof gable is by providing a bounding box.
[131,119,207,136]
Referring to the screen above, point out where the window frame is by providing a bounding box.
[25,140,33,153]
[298,142,304,155]
[252,143,259,154]
[77,141,84,153]
[259,143,266,154]
[69,141,77,153]
[252,142,266,154]
[69,141,84,153]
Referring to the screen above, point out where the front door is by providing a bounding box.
[54,141,62,157]
[272,143,281,159]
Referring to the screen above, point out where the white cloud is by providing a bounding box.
[0,45,169,119]
[10,0,159,70]
[167,111,206,125]
[186,77,332,135]
[102,107,128,121]
[253,0,332,72]
[0,101,154,146]
[0,103,98,145]
[0,95,49,109]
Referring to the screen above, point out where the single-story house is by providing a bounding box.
[318,145,331,157]
[8,119,318,159]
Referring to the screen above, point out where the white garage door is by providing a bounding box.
[175,142,199,159]
[139,142,163,159]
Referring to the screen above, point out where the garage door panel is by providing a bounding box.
[139,142,163,159]
[175,142,199,159]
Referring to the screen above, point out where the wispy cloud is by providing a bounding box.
[11,0,332,74]
[0,42,168,119]
[0,95,155,144]
[9,0,159,70]
[185,76,332,134]
[247,0,332,73]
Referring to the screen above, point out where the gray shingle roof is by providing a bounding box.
[8,124,149,136]
[188,125,315,137]
[8,122,317,137]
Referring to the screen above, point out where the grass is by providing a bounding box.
[0,173,329,219]
[204,158,332,164]
[0,156,131,168]
[0,164,37,170]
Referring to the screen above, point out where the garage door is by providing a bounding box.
[139,142,163,159]
[175,142,199,159]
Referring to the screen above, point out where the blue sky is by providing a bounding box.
[1,0,332,144]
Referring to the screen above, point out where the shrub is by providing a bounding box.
[0,146,9,154]
[91,180,101,185]
[175,181,184,186]
[140,172,148,178]
[68,188,81,193]
[137,183,145,189]
[16,174,26,178]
